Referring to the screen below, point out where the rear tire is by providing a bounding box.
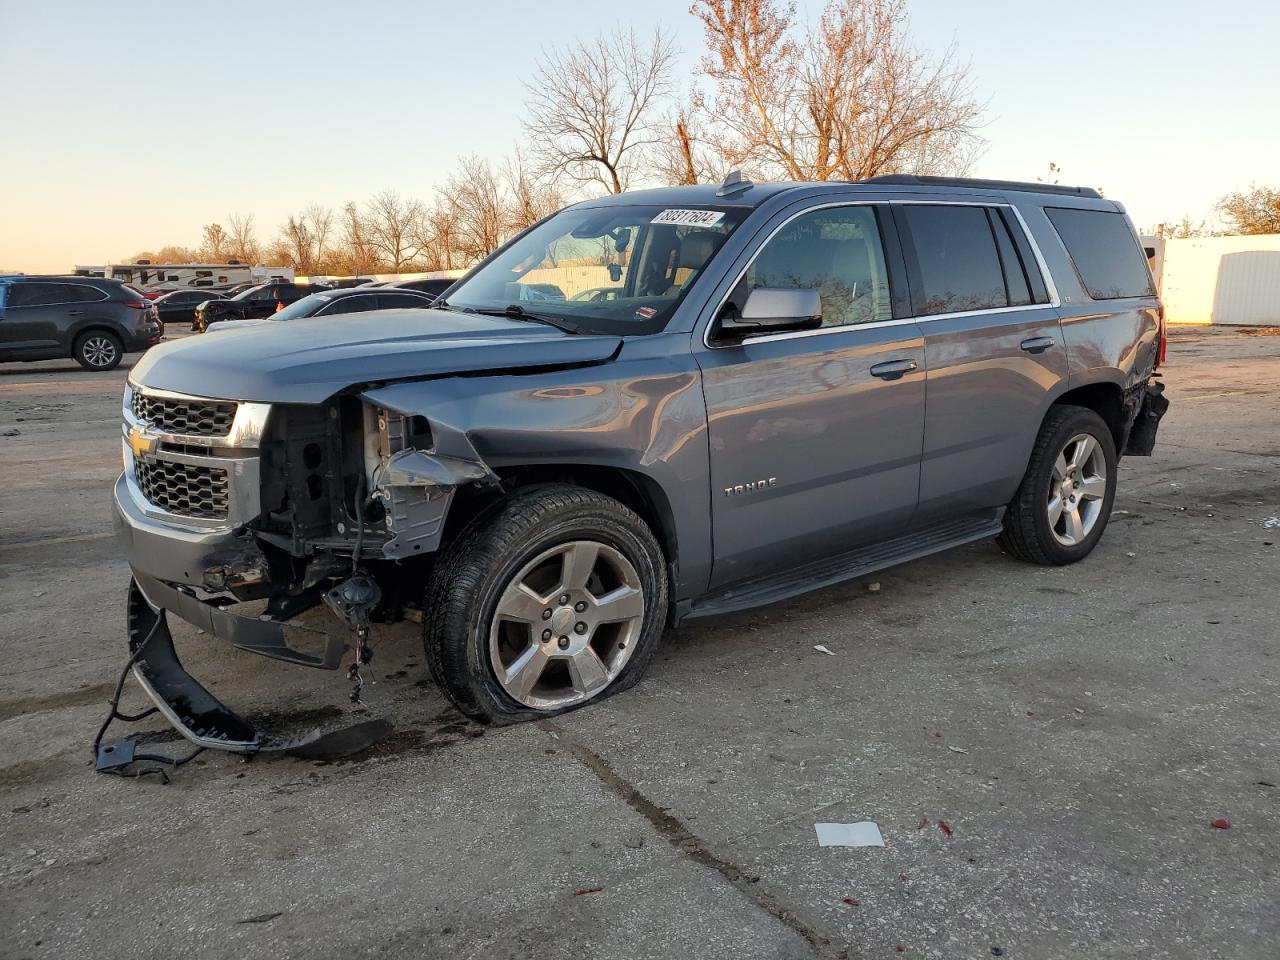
[998,405,1118,565]
[73,330,123,371]
[424,485,667,723]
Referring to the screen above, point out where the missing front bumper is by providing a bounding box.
[123,577,393,757]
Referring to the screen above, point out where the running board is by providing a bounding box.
[686,511,1004,620]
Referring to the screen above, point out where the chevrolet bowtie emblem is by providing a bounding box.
[127,426,156,459]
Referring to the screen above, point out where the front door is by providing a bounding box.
[695,203,926,589]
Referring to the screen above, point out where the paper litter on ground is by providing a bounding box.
[815,821,885,847]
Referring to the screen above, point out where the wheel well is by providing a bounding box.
[70,324,124,350]
[440,464,678,568]
[1051,383,1126,451]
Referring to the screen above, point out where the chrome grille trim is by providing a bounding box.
[131,391,236,437]
[135,457,230,519]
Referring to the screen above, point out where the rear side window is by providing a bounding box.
[316,294,379,316]
[8,282,66,306]
[1045,207,1154,300]
[379,293,432,309]
[900,205,1007,316]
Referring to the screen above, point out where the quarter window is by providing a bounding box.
[316,294,378,316]
[1045,207,1154,300]
[901,205,1007,316]
[733,206,892,328]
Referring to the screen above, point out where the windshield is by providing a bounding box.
[231,283,268,302]
[272,292,329,321]
[442,203,748,335]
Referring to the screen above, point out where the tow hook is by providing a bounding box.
[323,574,382,702]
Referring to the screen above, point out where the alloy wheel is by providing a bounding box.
[488,540,645,710]
[82,335,118,368]
[1048,433,1108,546]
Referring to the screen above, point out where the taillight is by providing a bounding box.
[1156,301,1167,368]
[124,300,150,309]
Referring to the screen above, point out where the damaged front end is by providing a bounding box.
[113,382,497,753]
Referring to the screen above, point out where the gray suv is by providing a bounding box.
[0,276,163,370]
[113,175,1167,750]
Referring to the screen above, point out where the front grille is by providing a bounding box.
[136,457,229,519]
[131,391,236,437]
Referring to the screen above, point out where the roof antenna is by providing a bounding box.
[716,170,753,197]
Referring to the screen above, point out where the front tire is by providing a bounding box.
[73,330,123,370]
[998,405,1118,565]
[424,485,667,723]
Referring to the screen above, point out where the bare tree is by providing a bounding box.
[444,155,507,262]
[691,0,984,181]
[364,190,426,270]
[226,212,260,263]
[304,203,335,269]
[651,109,723,185]
[503,148,563,232]
[339,202,380,274]
[279,215,316,273]
[200,223,230,261]
[1216,184,1280,235]
[524,27,677,194]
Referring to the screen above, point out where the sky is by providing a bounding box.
[1,0,1277,272]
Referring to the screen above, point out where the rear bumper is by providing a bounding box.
[1123,382,1169,456]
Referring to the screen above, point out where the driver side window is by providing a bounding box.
[734,206,892,328]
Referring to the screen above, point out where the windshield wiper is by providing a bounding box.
[472,304,581,335]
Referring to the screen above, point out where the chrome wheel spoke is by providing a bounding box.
[504,644,549,701]
[1069,435,1096,471]
[558,541,600,592]
[1078,475,1107,500]
[497,583,548,623]
[593,584,644,623]
[1047,493,1064,526]
[566,647,610,697]
[1062,504,1085,543]
[1052,453,1069,483]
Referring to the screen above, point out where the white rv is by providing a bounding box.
[73,262,294,294]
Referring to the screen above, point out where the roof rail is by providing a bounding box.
[859,174,1102,200]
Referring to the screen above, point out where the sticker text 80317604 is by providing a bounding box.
[651,209,725,227]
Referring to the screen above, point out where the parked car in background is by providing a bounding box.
[223,282,259,297]
[116,174,1167,749]
[151,289,228,330]
[0,275,162,369]
[386,276,455,298]
[194,280,327,332]
[199,286,436,332]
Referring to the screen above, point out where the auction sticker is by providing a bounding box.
[651,209,725,227]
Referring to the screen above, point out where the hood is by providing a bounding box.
[129,309,623,404]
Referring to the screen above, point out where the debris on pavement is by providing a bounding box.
[917,818,928,830]
[947,745,968,754]
[815,821,885,847]
[1210,819,1231,829]
[237,913,283,924]
[867,581,881,593]
[937,820,954,838]
[841,897,860,906]
[573,886,604,896]
[813,644,836,656]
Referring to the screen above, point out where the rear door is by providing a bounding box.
[694,201,926,589]
[0,282,71,353]
[891,201,1067,524]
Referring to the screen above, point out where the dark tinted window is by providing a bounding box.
[737,205,892,328]
[1045,207,1154,300]
[379,293,432,309]
[990,212,1032,307]
[316,294,379,316]
[902,205,1006,316]
[7,282,93,306]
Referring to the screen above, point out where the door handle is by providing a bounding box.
[869,359,918,380]
[1020,336,1056,354]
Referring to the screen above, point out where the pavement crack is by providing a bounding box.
[542,720,849,960]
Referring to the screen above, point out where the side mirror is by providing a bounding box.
[715,288,822,340]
